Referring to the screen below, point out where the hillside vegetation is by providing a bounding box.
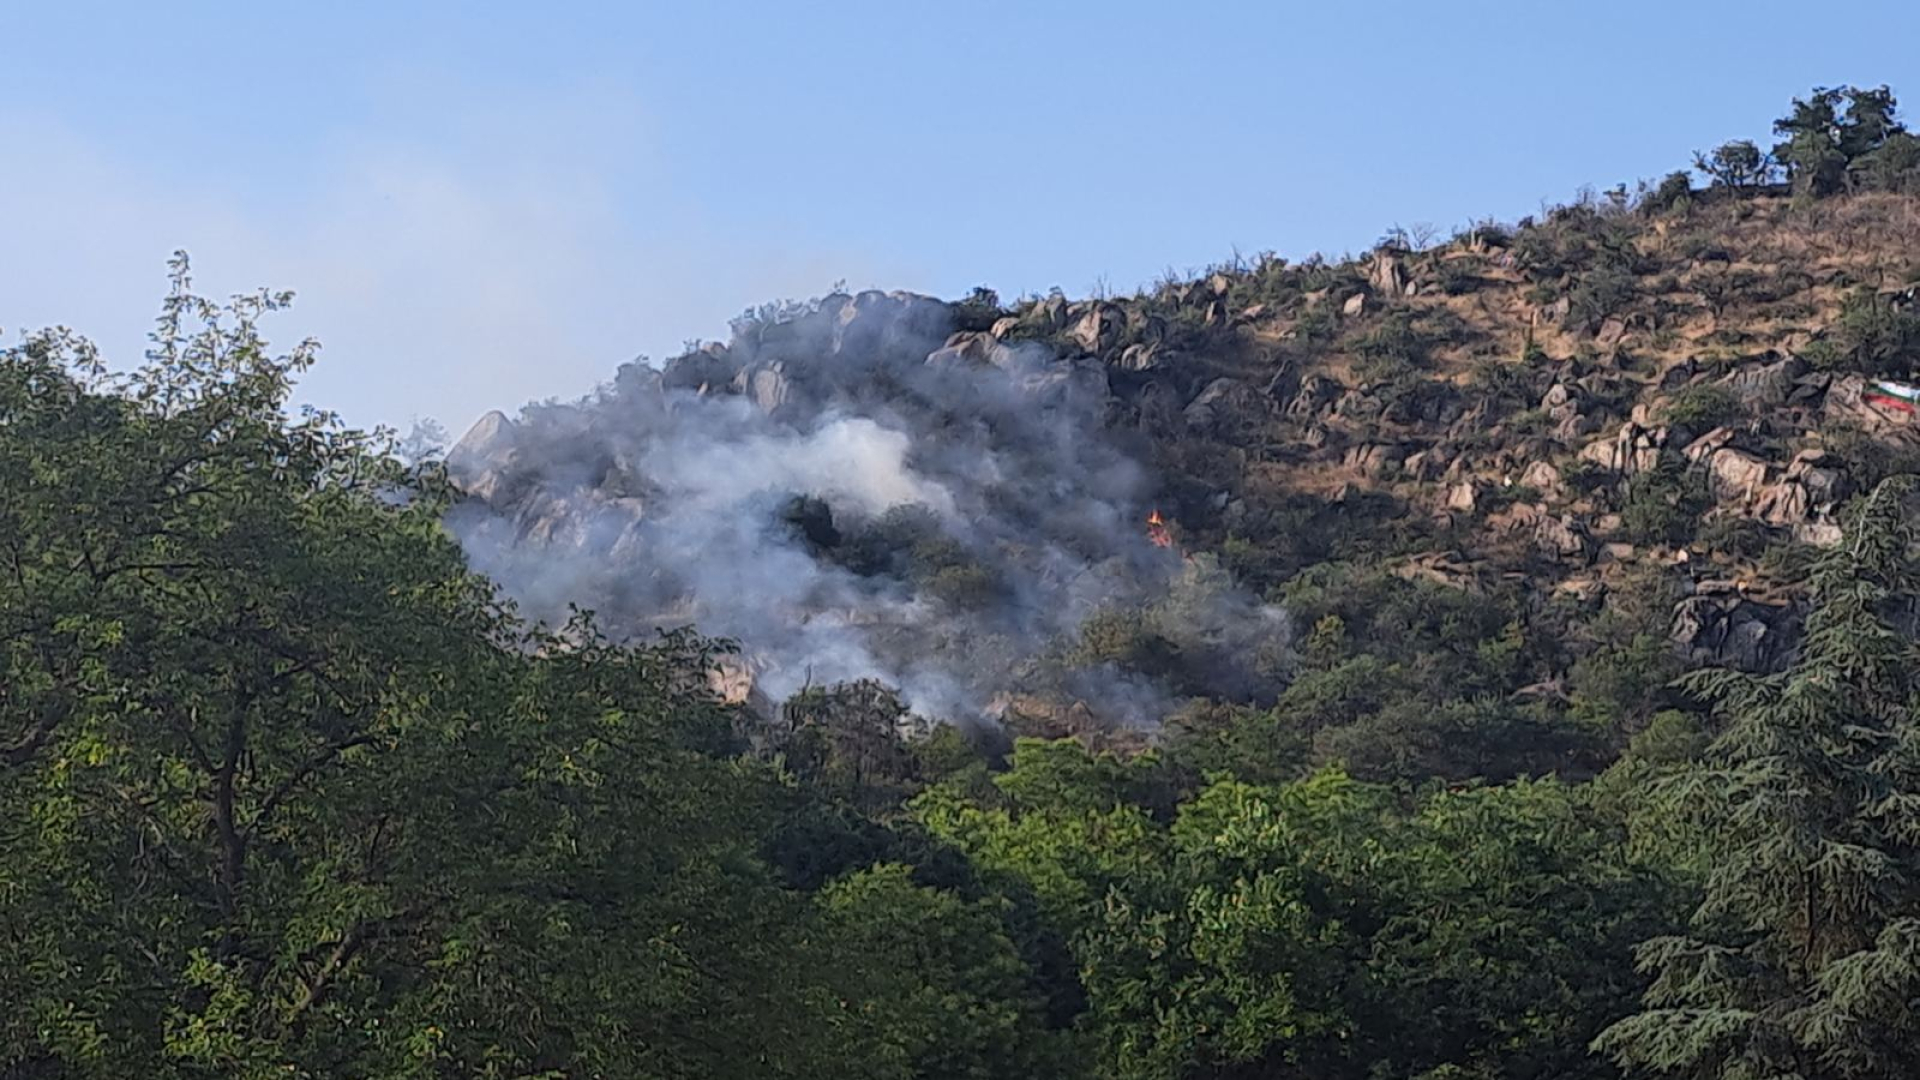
[8,85,1920,1079]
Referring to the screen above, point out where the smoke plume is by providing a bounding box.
[446,289,1289,726]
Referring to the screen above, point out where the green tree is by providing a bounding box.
[0,261,913,1078]
[1595,478,1920,1079]
[1694,141,1773,190]
[1771,85,1907,197]
[1772,87,1851,197]
[818,863,1074,1079]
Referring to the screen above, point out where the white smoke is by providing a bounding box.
[447,289,1289,725]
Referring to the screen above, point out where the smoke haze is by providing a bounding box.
[447,290,1289,725]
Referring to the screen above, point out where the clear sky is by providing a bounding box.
[4,0,1918,436]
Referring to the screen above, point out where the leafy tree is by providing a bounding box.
[1595,478,1920,1079]
[0,261,991,1078]
[1814,285,1920,377]
[1856,130,1920,193]
[1644,171,1695,216]
[1694,141,1773,190]
[1568,567,1688,734]
[1568,265,1638,333]
[1841,85,1904,158]
[777,679,925,812]
[1771,85,1908,196]
[1772,87,1852,197]
[818,864,1074,1079]
[952,285,1007,332]
[1619,457,1710,547]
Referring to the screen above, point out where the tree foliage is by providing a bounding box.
[15,81,1920,1078]
[1596,478,1920,1079]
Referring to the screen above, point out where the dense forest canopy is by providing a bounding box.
[8,86,1920,1079]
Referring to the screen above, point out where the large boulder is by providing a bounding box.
[1577,423,1660,474]
[1751,450,1850,528]
[447,410,522,506]
[1519,460,1563,496]
[1015,359,1112,412]
[1370,251,1409,298]
[1718,354,1804,408]
[1784,449,1848,507]
[1672,593,1801,672]
[1338,442,1402,478]
[923,331,1003,370]
[1703,447,1772,502]
[1184,378,1265,436]
[660,342,741,395]
[1403,448,1452,482]
[738,362,798,415]
[1033,294,1071,331]
[1116,342,1166,372]
[832,290,953,360]
[1285,374,1343,419]
[1068,302,1128,356]
[1535,513,1590,560]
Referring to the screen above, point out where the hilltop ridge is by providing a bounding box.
[450,84,1920,782]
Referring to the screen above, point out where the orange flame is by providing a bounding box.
[1146,509,1174,549]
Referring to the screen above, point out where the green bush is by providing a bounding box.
[1642,171,1694,216]
[1440,263,1484,295]
[1695,514,1772,559]
[1352,311,1430,370]
[1659,383,1742,431]
[1565,265,1638,332]
[951,285,1005,331]
[1813,286,1920,376]
[1619,460,1709,546]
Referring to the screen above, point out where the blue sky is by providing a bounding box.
[4,0,1918,436]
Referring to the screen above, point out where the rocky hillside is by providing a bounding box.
[988,191,1920,668]
[449,177,1920,780]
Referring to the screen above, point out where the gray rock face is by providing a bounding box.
[1704,447,1771,502]
[1116,343,1164,372]
[1068,302,1128,356]
[832,290,953,360]
[660,343,742,395]
[1285,374,1343,419]
[1577,423,1661,474]
[1718,354,1805,408]
[923,331,1003,370]
[446,410,522,506]
[1339,442,1402,478]
[1519,460,1561,495]
[1535,513,1589,560]
[1184,378,1264,436]
[1678,433,1850,532]
[1672,593,1802,672]
[1370,251,1409,298]
[740,363,797,414]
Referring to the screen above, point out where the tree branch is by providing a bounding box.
[244,731,378,842]
[1,697,69,768]
[280,922,369,1033]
